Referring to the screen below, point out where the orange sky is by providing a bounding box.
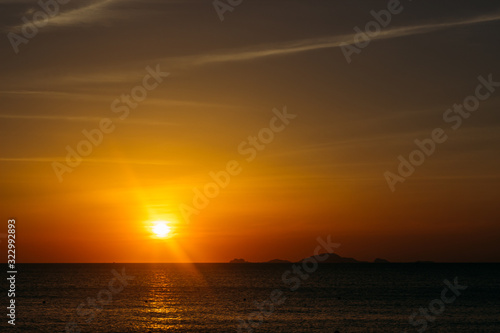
[1,0,500,263]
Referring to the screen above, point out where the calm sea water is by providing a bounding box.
[2,263,499,332]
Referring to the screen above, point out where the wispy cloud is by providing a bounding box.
[5,0,119,32]
[0,114,180,126]
[0,90,232,109]
[0,157,182,166]
[0,114,106,122]
[0,90,103,100]
[175,12,500,67]
[5,10,500,89]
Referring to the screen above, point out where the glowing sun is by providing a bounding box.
[151,221,171,238]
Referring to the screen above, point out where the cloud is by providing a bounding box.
[0,114,181,127]
[176,12,500,67]
[5,0,119,32]
[0,157,183,166]
[0,114,106,122]
[5,9,500,90]
[0,90,98,99]
[0,90,232,109]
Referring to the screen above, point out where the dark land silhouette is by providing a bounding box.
[229,253,437,264]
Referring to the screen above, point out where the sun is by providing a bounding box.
[151,221,171,238]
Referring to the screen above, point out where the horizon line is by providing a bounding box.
[6,261,500,264]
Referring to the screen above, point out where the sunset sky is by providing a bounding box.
[1,0,499,263]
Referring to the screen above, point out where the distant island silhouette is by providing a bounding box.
[229,258,292,264]
[229,253,436,264]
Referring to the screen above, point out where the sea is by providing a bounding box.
[2,263,499,332]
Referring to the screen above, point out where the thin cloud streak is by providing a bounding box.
[0,114,106,122]
[0,90,230,109]
[0,157,183,166]
[5,0,118,32]
[182,12,500,67]
[0,114,180,126]
[4,10,499,90]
